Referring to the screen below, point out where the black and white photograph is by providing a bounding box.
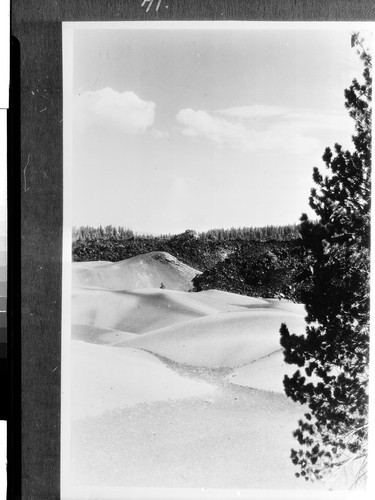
[61,21,373,499]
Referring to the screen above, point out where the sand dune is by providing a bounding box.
[72,323,137,345]
[117,310,306,368]
[68,254,353,492]
[227,348,320,393]
[70,378,316,490]
[72,251,199,291]
[71,341,216,419]
[73,260,111,267]
[72,287,207,333]
[264,298,306,315]
[227,349,297,393]
[71,255,308,382]
[72,287,273,334]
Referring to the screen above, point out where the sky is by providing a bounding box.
[66,22,371,235]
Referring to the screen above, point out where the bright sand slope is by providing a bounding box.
[72,277,307,387]
[71,323,137,345]
[69,340,348,490]
[227,349,297,393]
[68,256,352,490]
[71,287,271,333]
[71,341,216,419]
[72,251,199,291]
[117,309,306,368]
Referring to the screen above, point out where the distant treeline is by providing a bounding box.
[202,224,300,241]
[72,224,307,300]
[73,223,300,244]
[73,227,237,270]
[72,224,301,271]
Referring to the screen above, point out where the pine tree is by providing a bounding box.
[280,34,371,484]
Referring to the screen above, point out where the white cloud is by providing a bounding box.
[285,109,353,133]
[217,105,288,119]
[177,105,354,155]
[177,108,249,145]
[176,107,319,154]
[75,88,155,134]
[218,105,352,133]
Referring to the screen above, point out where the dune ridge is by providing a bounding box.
[69,254,355,491]
[116,309,306,368]
[72,251,200,291]
[71,341,216,419]
[72,253,307,377]
[72,284,302,334]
